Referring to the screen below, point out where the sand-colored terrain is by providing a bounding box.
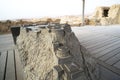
[0,4,120,34]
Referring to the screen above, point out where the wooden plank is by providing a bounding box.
[0,34,14,52]
[99,47,120,61]
[78,32,103,39]
[114,61,120,69]
[98,64,120,80]
[86,37,118,49]
[14,49,24,80]
[78,34,104,43]
[5,50,16,80]
[82,36,110,45]
[105,53,120,65]
[0,51,7,80]
[75,32,101,39]
[95,58,120,77]
[87,38,119,52]
[85,38,118,49]
[0,45,14,52]
[94,44,120,58]
[89,40,120,55]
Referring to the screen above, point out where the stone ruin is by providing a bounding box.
[16,23,100,80]
[92,4,120,25]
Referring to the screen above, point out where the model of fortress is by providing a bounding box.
[16,24,100,80]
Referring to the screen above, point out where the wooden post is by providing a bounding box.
[82,0,85,26]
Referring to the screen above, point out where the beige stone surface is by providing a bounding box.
[92,4,120,25]
[108,4,120,24]
[17,28,56,80]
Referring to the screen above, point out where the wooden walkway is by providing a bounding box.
[0,34,14,52]
[0,34,23,80]
[72,25,120,80]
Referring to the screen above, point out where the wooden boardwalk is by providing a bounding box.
[0,34,14,52]
[0,34,23,80]
[72,25,120,80]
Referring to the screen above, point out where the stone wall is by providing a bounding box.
[16,24,100,80]
[91,4,120,25]
[17,27,56,80]
[108,4,120,24]
[92,7,110,19]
